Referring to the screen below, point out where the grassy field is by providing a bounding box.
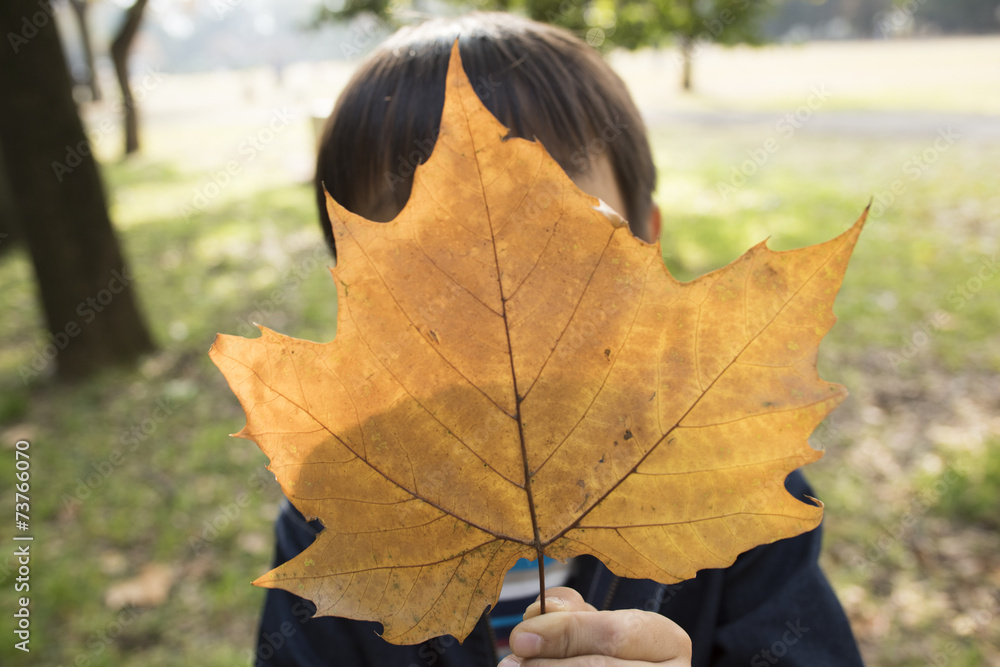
[1,36,998,666]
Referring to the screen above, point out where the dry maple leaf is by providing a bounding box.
[210,43,865,644]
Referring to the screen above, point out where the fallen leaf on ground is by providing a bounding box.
[104,562,175,609]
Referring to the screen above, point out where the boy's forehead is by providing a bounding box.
[571,154,627,225]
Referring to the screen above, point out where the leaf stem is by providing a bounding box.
[537,553,546,615]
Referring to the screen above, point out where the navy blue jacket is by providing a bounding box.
[255,470,864,666]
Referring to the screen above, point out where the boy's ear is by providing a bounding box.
[647,204,662,244]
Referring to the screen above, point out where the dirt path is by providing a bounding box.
[644,109,1000,140]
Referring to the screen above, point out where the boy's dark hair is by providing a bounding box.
[315,12,656,258]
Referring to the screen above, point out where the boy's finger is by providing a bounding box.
[522,587,596,620]
[499,657,670,666]
[509,609,691,662]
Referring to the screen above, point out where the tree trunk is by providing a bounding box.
[69,0,101,102]
[0,136,21,257]
[110,0,149,156]
[0,0,155,381]
[680,36,693,92]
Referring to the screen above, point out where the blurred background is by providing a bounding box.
[0,0,998,664]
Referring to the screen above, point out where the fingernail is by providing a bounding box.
[498,656,521,666]
[511,631,543,657]
[544,596,566,610]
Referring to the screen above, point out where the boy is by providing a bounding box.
[256,12,863,666]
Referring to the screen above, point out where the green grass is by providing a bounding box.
[924,438,1000,529]
[1,50,999,666]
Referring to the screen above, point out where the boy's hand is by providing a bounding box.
[498,587,692,666]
